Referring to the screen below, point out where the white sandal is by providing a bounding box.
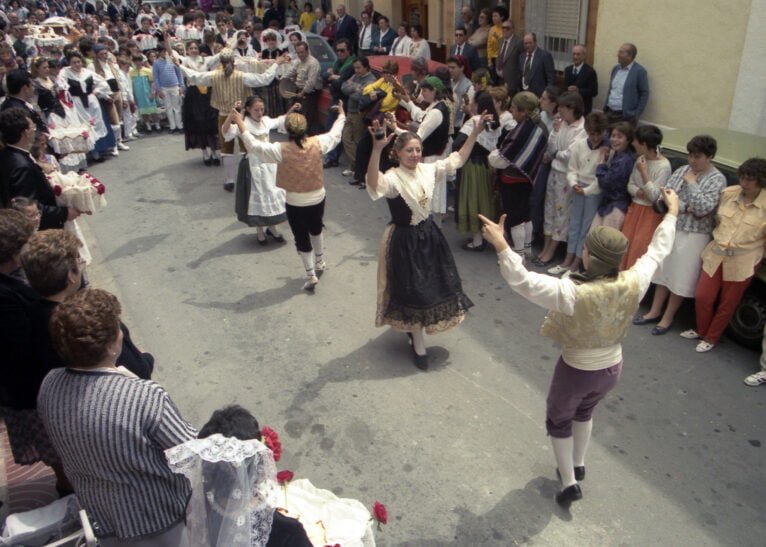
[695,341,715,353]
[680,329,700,339]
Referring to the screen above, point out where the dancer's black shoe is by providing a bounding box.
[555,484,582,506]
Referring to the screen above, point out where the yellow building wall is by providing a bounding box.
[593,0,752,128]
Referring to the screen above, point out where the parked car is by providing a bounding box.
[662,127,766,349]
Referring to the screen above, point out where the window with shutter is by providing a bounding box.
[544,0,588,70]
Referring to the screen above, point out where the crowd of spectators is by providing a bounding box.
[1,0,766,543]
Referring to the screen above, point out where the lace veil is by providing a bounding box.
[165,434,279,547]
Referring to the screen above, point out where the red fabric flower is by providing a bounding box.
[372,501,388,525]
[261,426,282,462]
[276,470,294,485]
[81,130,89,138]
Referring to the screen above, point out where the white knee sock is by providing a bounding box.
[510,224,526,252]
[309,233,324,262]
[256,226,265,237]
[551,436,577,487]
[202,148,210,160]
[111,124,122,144]
[524,221,534,256]
[472,232,483,246]
[298,251,315,278]
[222,155,235,183]
[572,419,593,468]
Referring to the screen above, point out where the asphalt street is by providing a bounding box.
[81,132,765,546]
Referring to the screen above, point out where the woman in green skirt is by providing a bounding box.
[455,87,515,250]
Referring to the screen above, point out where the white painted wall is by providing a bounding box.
[729,0,766,136]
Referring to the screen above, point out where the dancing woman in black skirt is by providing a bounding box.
[365,114,492,370]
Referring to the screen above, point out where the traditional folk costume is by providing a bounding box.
[544,116,586,243]
[400,94,452,217]
[496,215,677,504]
[178,54,220,163]
[239,113,346,290]
[620,156,672,269]
[259,46,287,117]
[368,151,474,336]
[455,111,514,236]
[489,93,548,255]
[179,55,280,190]
[56,65,115,158]
[224,115,287,231]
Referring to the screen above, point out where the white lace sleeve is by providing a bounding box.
[433,151,462,180]
[367,169,399,200]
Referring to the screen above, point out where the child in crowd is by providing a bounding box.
[129,54,161,131]
[590,122,636,231]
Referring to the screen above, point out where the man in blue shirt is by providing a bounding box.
[603,43,649,126]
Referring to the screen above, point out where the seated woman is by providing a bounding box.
[680,158,766,352]
[167,405,374,546]
[37,288,196,547]
[588,122,636,232]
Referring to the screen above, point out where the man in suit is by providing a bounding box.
[0,109,77,230]
[0,69,47,134]
[495,19,521,94]
[363,1,383,25]
[450,27,479,71]
[371,16,395,54]
[357,10,374,57]
[519,32,555,97]
[335,4,358,50]
[563,44,598,114]
[603,43,649,125]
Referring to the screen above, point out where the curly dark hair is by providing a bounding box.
[50,289,122,367]
[738,157,766,188]
[687,135,717,158]
[199,405,262,441]
[0,209,35,263]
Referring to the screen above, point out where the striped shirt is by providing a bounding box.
[152,57,184,92]
[37,368,197,540]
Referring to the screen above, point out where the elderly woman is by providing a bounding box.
[489,91,548,257]
[479,189,679,506]
[366,114,491,370]
[409,24,430,60]
[634,135,727,335]
[679,158,766,352]
[37,289,197,546]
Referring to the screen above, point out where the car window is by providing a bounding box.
[307,36,333,64]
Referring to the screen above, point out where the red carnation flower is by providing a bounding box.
[373,501,388,525]
[96,184,105,195]
[276,470,294,485]
[53,185,62,196]
[261,426,282,462]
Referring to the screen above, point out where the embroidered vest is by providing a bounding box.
[422,102,451,157]
[276,138,323,193]
[541,272,641,349]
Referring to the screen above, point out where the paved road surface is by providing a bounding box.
[81,133,765,546]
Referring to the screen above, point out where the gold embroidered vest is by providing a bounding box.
[210,70,248,113]
[541,273,641,349]
[276,138,323,193]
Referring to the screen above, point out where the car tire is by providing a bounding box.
[726,287,766,350]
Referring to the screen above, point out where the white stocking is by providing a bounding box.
[298,251,315,278]
[309,232,324,261]
[202,148,210,160]
[510,223,526,252]
[551,436,576,487]
[572,419,593,468]
[472,232,483,246]
[111,124,122,144]
[410,327,427,356]
[222,155,235,183]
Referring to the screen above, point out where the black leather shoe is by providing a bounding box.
[213,157,221,166]
[632,314,660,325]
[412,350,428,371]
[323,160,339,168]
[575,466,585,481]
[348,179,361,186]
[555,484,582,506]
[203,158,213,166]
[266,228,284,242]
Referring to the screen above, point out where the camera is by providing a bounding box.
[652,195,668,215]
[374,128,386,141]
[484,119,500,131]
